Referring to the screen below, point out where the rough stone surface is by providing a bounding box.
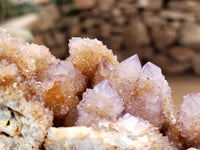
[137,0,163,10]
[168,47,195,62]
[179,23,200,48]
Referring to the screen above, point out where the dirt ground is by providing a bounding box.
[166,74,200,114]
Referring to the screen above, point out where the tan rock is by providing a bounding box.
[124,19,150,48]
[168,0,200,12]
[179,23,200,48]
[160,10,195,22]
[151,27,177,51]
[74,0,95,10]
[168,47,195,62]
[151,54,191,74]
[137,0,163,10]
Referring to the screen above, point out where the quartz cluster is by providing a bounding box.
[0,28,200,150]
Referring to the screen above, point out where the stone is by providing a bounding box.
[70,24,81,37]
[34,34,45,45]
[123,19,150,48]
[137,0,163,10]
[168,47,195,62]
[151,27,177,51]
[151,54,191,74]
[144,16,166,28]
[179,23,200,48]
[97,0,114,12]
[168,0,200,12]
[53,31,66,46]
[36,4,60,32]
[44,32,56,48]
[118,2,137,16]
[1,13,39,30]
[192,54,200,75]
[101,23,111,38]
[74,0,95,10]
[160,10,195,22]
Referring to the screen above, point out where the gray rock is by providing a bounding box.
[179,23,200,48]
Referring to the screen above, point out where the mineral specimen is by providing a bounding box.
[76,80,124,127]
[39,60,87,126]
[68,37,118,79]
[176,93,200,148]
[93,54,175,129]
[1,27,200,150]
[45,114,175,150]
[0,86,53,150]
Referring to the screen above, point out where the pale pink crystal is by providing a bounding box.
[76,80,124,127]
[176,93,200,147]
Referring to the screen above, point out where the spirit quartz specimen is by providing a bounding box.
[1,28,200,150]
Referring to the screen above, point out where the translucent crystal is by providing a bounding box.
[176,93,200,147]
[39,60,86,126]
[76,80,124,127]
[93,55,175,129]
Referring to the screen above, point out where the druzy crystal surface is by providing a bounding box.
[93,54,175,129]
[1,28,200,149]
[76,80,124,127]
[45,114,175,150]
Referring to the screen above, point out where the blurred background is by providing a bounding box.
[0,0,200,112]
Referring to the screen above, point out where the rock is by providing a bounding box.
[34,0,50,5]
[137,0,163,10]
[106,35,122,52]
[111,8,121,18]
[179,23,200,48]
[144,15,166,28]
[168,0,200,12]
[53,31,66,46]
[192,54,200,75]
[1,13,39,30]
[151,54,191,74]
[34,34,45,45]
[44,32,56,48]
[160,10,195,22]
[168,47,195,62]
[151,27,177,51]
[37,4,60,32]
[74,0,95,10]
[118,2,137,16]
[101,23,111,38]
[123,19,150,48]
[97,0,114,12]
[70,24,81,36]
